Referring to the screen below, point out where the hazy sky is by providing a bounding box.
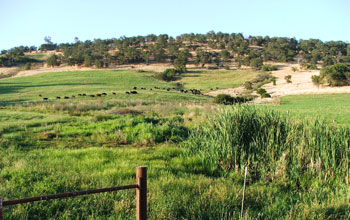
[0,0,349,50]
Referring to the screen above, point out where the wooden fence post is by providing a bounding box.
[136,166,147,220]
[0,195,3,220]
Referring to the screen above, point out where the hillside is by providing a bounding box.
[1,32,349,74]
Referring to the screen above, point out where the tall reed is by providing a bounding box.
[183,106,350,186]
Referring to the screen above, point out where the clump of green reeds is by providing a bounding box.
[183,106,350,187]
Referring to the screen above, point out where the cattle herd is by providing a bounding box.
[39,86,204,101]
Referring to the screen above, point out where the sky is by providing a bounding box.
[0,0,349,50]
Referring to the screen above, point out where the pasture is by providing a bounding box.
[180,69,257,92]
[268,94,350,125]
[1,69,350,219]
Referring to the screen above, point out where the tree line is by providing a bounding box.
[1,32,350,70]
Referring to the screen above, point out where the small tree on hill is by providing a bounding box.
[256,88,271,98]
[285,75,292,83]
[249,57,263,70]
[291,67,298,72]
[244,81,253,90]
[311,75,321,89]
[46,54,59,67]
[220,50,231,62]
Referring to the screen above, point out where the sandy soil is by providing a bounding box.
[7,62,215,78]
[5,63,176,78]
[0,67,19,76]
[263,64,350,96]
[207,63,350,98]
[111,63,174,72]
[13,66,96,78]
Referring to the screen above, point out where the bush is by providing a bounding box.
[214,94,251,105]
[256,88,266,95]
[214,94,233,105]
[256,88,271,98]
[320,64,350,86]
[46,54,59,67]
[285,75,292,83]
[311,75,322,88]
[291,67,298,72]
[261,65,277,71]
[251,72,273,84]
[24,62,32,70]
[304,63,318,70]
[156,68,177,81]
[243,81,253,90]
[261,93,271,98]
[224,65,230,70]
[249,58,263,70]
[272,78,276,86]
[95,60,104,68]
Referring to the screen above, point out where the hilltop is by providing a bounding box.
[1,31,349,73]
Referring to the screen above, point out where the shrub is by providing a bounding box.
[24,62,32,70]
[249,58,263,70]
[46,54,59,67]
[305,63,318,70]
[285,75,292,83]
[272,78,276,86]
[224,65,230,70]
[251,72,273,84]
[214,94,251,105]
[261,65,277,71]
[291,67,298,72]
[214,94,234,105]
[256,88,266,95]
[261,93,271,98]
[243,81,253,90]
[320,64,350,86]
[256,88,271,98]
[311,75,322,88]
[95,60,104,68]
[155,68,180,81]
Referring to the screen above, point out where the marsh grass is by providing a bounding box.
[184,106,350,188]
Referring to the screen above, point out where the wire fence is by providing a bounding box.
[0,166,147,220]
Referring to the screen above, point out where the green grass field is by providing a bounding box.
[267,94,350,125]
[180,69,257,92]
[0,70,211,105]
[1,69,350,219]
[25,53,46,61]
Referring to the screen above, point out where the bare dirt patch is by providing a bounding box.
[0,67,19,76]
[262,64,350,97]
[12,66,96,78]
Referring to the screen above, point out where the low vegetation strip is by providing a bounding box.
[184,106,350,188]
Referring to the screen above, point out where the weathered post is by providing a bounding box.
[136,166,147,220]
[0,195,3,220]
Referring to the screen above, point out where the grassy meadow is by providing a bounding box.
[267,94,350,125]
[1,69,350,219]
[180,69,257,92]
